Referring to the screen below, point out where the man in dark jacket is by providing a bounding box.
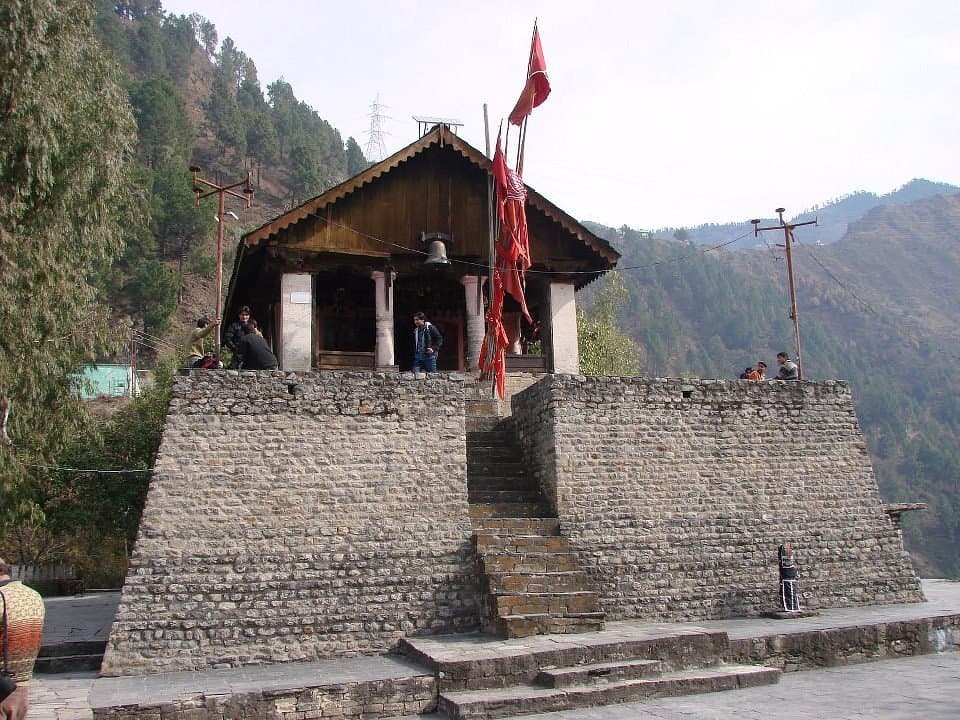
[223,306,253,368]
[234,323,278,370]
[411,311,442,372]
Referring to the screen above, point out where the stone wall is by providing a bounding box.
[102,371,477,676]
[511,375,924,621]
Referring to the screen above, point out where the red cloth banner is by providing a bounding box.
[509,26,551,126]
[479,134,534,398]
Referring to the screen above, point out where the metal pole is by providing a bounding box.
[216,191,225,355]
[782,222,803,380]
[190,166,253,356]
[483,104,495,396]
[751,208,817,380]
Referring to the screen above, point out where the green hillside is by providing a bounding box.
[584,194,960,577]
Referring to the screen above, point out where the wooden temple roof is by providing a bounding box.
[241,124,620,268]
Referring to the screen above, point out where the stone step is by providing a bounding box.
[486,570,591,594]
[34,652,104,674]
[466,458,530,474]
[466,444,523,462]
[469,502,552,519]
[466,432,516,446]
[397,628,732,691]
[469,489,544,505]
[466,474,538,492]
[490,590,602,617]
[480,552,580,573]
[535,658,663,688]
[475,533,573,553]
[472,517,560,535]
[494,612,606,639]
[438,664,781,719]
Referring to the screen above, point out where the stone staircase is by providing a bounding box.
[399,626,781,719]
[466,393,604,638]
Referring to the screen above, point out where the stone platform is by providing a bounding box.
[28,580,960,720]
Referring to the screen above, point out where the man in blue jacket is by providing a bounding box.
[411,311,443,372]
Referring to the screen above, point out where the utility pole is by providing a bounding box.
[190,166,253,354]
[751,208,817,380]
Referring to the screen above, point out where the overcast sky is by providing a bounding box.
[160,0,960,229]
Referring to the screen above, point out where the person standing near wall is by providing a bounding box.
[775,352,798,380]
[411,311,442,373]
[186,317,220,369]
[0,557,45,720]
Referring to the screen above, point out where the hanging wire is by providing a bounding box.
[308,213,751,276]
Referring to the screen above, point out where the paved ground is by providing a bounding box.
[26,581,960,720]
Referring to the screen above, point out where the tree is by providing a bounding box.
[130,78,193,166]
[0,0,139,532]
[578,273,643,376]
[345,137,368,176]
[207,37,246,162]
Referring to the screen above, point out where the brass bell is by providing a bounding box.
[424,238,450,265]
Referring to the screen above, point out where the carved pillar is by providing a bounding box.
[548,281,579,373]
[280,273,312,371]
[372,270,397,369]
[460,275,487,373]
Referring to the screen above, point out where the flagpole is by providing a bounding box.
[484,106,497,397]
[516,20,537,175]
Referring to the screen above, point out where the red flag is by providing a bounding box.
[492,134,532,321]
[509,26,551,126]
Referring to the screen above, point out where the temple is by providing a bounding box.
[226,123,618,374]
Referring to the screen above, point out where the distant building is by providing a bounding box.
[75,364,140,399]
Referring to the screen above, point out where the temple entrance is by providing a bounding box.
[394,274,465,371]
[314,271,376,368]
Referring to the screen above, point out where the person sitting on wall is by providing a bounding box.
[775,352,799,380]
[186,317,220,369]
[411,311,443,373]
[234,323,278,370]
[739,366,754,379]
[746,361,767,380]
[0,556,46,720]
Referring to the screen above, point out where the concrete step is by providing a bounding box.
[480,552,581,573]
[438,664,781,719]
[486,571,591,594]
[469,502,552,519]
[472,517,560,534]
[494,612,606,639]
[490,590,602,617]
[535,658,663,688]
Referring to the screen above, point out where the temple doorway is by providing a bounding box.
[393,275,465,371]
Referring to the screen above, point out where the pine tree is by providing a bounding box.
[0,0,139,527]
